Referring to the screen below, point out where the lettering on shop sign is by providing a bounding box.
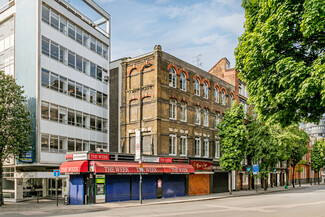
[171,168,189,173]
[61,167,79,173]
[159,157,173,163]
[190,160,213,171]
[65,154,73,160]
[104,167,130,173]
[89,153,110,160]
[136,167,158,173]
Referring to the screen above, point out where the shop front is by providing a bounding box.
[188,160,213,196]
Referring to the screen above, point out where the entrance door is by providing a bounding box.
[69,175,84,205]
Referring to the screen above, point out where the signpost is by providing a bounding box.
[54,170,60,206]
[247,167,251,173]
[253,164,259,193]
[135,130,141,161]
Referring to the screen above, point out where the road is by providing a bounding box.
[2,185,325,217]
[66,185,325,217]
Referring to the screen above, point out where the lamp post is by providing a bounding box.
[138,61,152,204]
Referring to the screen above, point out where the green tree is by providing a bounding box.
[295,160,308,187]
[235,0,325,126]
[217,100,248,195]
[0,72,32,206]
[247,111,280,191]
[311,139,325,185]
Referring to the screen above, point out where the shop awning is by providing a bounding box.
[161,164,195,174]
[59,160,88,174]
[90,161,164,174]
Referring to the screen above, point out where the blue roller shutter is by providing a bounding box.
[106,175,130,202]
[69,175,84,205]
[162,175,185,198]
[131,175,157,200]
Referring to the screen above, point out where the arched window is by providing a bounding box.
[203,82,208,99]
[221,90,226,106]
[169,68,176,88]
[180,102,187,122]
[203,109,209,127]
[180,72,187,91]
[230,94,234,106]
[195,107,201,125]
[214,88,219,103]
[194,78,200,96]
[215,112,220,128]
[169,99,177,120]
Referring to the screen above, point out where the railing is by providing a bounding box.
[0,0,14,14]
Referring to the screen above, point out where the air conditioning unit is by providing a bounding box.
[103,75,109,82]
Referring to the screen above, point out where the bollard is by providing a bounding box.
[37,191,39,203]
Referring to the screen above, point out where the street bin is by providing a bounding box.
[285,185,288,189]
[64,195,69,205]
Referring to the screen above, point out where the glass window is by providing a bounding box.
[59,46,67,64]
[103,94,108,109]
[83,113,89,129]
[83,86,89,102]
[59,107,67,124]
[90,142,96,151]
[103,45,108,59]
[42,5,50,24]
[83,141,89,151]
[96,117,102,131]
[90,36,96,52]
[169,134,177,155]
[90,89,96,104]
[215,112,220,128]
[76,111,82,127]
[97,91,102,106]
[76,83,82,100]
[83,59,90,75]
[68,139,75,152]
[68,22,75,40]
[59,76,67,94]
[195,137,201,156]
[221,90,226,106]
[76,27,82,44]
[169,100,177,120]
[203,82,209,99]
[50,41,59,60]
[90,115,96,130]
[195,107,201,125]
[97,66,102,81]
[41,101,49,119]
[203,109,209,127]
[50,136,59,152]
[90,62,96,78]
[180,72,186,91]
[230,94,234,106]
[76,55,82,72]
[68,80,75,97]
[68,109,75,125]
[169,68,176,88]
[42,36,50,56]
[59,16,67,34]
[41,134,49,151]
[50,72,59,91]
[194,78,200,96]
[96,41,102,55]
[50,10,59,30]
[103,119,108,132]
[180,103,187,122]
[41,68,50,87]
[68,51,75,68]
[59,137,67,153]
[215,88,220,103]
[215,141,220,159]
[180,136,187,156]
[83,32,89,48]
[50,104,58,121]
[203,139,209,157]
[102,143,108,152]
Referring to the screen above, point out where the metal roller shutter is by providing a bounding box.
[131,175,157,200]
[69,175,84,205]
[212,172,229,193]
[162,175,185,198]
[106,175,131,202]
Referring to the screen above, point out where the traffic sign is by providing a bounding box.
[274,168,276,173]
[53,169,60,177]
[253,164,259,174]
[247,167,251,172]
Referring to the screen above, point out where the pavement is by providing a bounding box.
[0,183,321,213]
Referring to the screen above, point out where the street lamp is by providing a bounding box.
[139,61,152,204]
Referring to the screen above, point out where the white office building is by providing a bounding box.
[0,0,110,201]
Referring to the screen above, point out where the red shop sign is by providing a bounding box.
[159,157,173,163]
[190,160,213,171]
[89,153,110,160]
[65,154,73,160]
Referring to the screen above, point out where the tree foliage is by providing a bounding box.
[235,0,325,126]
[218,100,248,172]
[0,72,32,205]
[311,139,325,174]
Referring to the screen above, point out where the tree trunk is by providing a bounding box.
[299,171,301,187]
[0,160,3,206]
[318,172,320,185]
[229,171,232,195]
[292,168,295,188]
[286,160,290,186]
[264,177,268,191]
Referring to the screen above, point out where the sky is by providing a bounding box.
[68,0,245,71]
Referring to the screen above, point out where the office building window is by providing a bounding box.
[41,69,49,87]
[50,72,59,91]
[76,55,82,72]
[90,36,96,52]
[90,115,96,130]
[76,83,83,100]
[76,111,82,127]
[68,80,75,97]
[59,107,67,124]
[42,36,50,56]
[41,134,49,151]
[68,51,75,68]
[76,27,83,44]
[41,102,49,119]
[50,10,59,30]
[50,136,59,152]
[68,22,75,40]
[83,32,89,48]
[59,76,67,94]
[50,104,58,121]
[169,134,177,155]
[59,16,67,34]
[68,109,75,125]
[42,5,50,24]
